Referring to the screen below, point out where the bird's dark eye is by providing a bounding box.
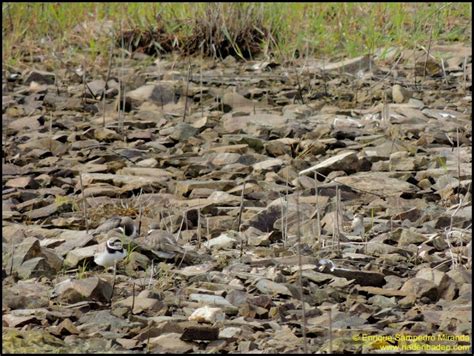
[111,240,122,248]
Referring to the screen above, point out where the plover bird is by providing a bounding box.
[136,229,205,264]
[317,258,336,273]
[117,217,138,239]
[351,213,365,236]
[93,216,138,239]
[94,238,127,268]
[146,222,162,236]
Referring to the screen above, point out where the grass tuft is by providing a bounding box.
[2,3,471,65]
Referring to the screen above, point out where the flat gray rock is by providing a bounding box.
[299,151,359,176]
[334,172,418,196]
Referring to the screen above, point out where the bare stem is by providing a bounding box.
[183,62,192,122]
[295,68,305,105]
[296,192,308,353]
[103,41,114,128]
[148,259,154,290]
[138,198,143,237]
[119,18,126,137]
[200,54,204,118]
[423,26,433,80]
[314,171,321,247]
[49,113,53,153]
[440,58,447,85]
[328,309,333,353]
[130,281,136,316]
[197,208,202,249]
[238,182,246,259]
[463,56,468,92]
[456,127,461,204]
[335,184,341,252]
[79,173,89,233]
[285,168,289,246]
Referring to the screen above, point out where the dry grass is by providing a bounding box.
[2,3,471,66]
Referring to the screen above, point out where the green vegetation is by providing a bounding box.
[76,259,89,280]
[54,195,80,212]
[2,3,471,65]
[123,240,138,265]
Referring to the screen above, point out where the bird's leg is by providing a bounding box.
[110,260,117,302]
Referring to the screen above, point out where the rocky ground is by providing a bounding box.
[2,42,472,353]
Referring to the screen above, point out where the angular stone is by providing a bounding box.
[116,295,163,314]
[389,151,416,171]
[222,114,288,134]
[17,257,57,279]
[221,91,268,112]
[211,152,242,166]
[181,325,219,341]
[136,158,159,168]
[222,134,265,152]
[207,144,248,154]
[415,268,453,294]
[94,128,121,141]
[401,278,439,302]
[149,333,193,353]
[39,246,64,272]
[219,327,242,339]
[23,203,58,220]
[175,180,235,196]
[189,293,236,309]
[398,228,427,246]
[255,279,292,296]
[169,123,198,141]
[2,281,50,309]
[49,318,80,336]
[265,140,292,157]
[334,172,418,196]
[252,158,284,172]
[357,286,413,297]
[64,244,101,268]
[3,314,41,328]
[5,237,42,272]
[299,151,359,176]
[25,70,55,85]
[247,205,281,232]
[54,276,113,303]
[188,306,225,323]
[322,55,374,74]
[368,295,396,309]
[7,115,45,132]
[5,176,39,189]
[118,167,172,178]
[81,173,167,190]
[125,82,177,108]
[204,233,237,250]
[86,79,106,97]
[392,84,413,103]
[55,230,96,256]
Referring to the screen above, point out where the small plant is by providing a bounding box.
[437,156,449,173]
[55,195,80,212]
[76,259,89,280]
[370,207,375,230]
[155,262,174,290]
[124,242,138,264]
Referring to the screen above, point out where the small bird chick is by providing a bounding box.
[117,217,138,239]
[351,214,365,236]
[317,259,336,273]
[94,216,138,239]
